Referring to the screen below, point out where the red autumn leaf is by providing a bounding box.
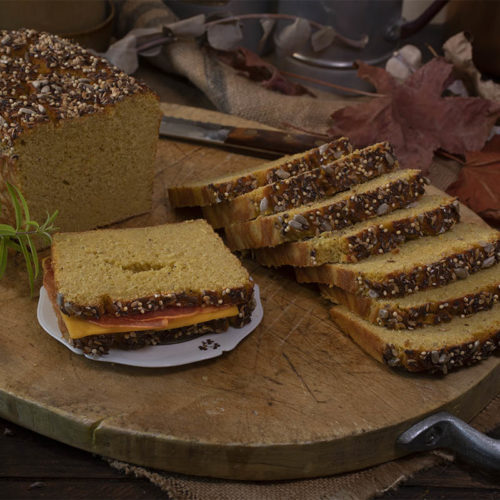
[328,58,500,172]
[214,47,316,97]
[447,135,500,227]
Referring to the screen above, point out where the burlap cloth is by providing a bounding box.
[113,0,345,132]
[101,2,498,497]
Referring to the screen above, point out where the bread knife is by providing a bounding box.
[159,116,326,158]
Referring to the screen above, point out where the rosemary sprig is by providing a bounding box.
[0,182,58,295]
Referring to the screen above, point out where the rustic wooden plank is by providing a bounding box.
[0,419,118,479]
[0,418,167,498]
[404,461,500,489]
[383,487,500,499]
[0,480,166,499]
[0,105,498,481]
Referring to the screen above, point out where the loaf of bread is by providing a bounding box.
[168,137,352,207]
[0,29,161,233]
[225,169,426,250]
[296,223,500,298]
[202,142,398,228]
[330,304,500,374]
[321,263,500,329]
[255,195,459,267]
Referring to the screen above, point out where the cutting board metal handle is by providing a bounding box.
[397,412,500,471]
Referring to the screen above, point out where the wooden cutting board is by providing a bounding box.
[0,104,499,481]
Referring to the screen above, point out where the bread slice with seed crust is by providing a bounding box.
[255,195,459,267]
[49,220,254,319]
[296,223,500,298]
[225,169,426,250]
[203,142,398,228]
[330,304,500,374]
[168,137,352,207]
[321,263,500,329]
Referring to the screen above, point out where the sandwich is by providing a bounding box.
[42,220,255,355]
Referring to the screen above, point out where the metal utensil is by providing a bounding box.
[159,116,325,158]
[398,411,500,471]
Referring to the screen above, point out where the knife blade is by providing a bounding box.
[159,116,326,158]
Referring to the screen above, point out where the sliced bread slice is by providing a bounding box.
[330,304,500,374]
[225,169,426,250]
[255,195,459,267]
[203,142,398,228]
[50,219,254,319]
[168,137,352,207]
[296,223,500,298]
[321,263,500,329]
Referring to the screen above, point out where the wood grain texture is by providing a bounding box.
[0,105,498,481]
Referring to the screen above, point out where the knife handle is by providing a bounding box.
[225,128,326,156]
[397,411,500,471]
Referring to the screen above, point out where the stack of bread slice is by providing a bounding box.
[169,140,500,375]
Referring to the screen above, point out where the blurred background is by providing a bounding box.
[0,0,498,92]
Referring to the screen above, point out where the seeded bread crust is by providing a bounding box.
[66,302,254,355]
[168,137,352,207]
[321,278,500,329]
[330,305,500,374]
[0,29,160,233]
[43,257,254,320]
[46,284,256,355]
[225,170,426,250]
[296,232,500,298]
[58,285,255,320]
[0,29,152,150]
[255,196,460,267]
[202,142,398,228]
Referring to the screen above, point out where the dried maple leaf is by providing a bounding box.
[328,58,500,172]
[214,47,316,97]
[447,135,500,227]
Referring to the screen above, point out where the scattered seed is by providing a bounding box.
[275,169,290,179]
[482,256,495,268]
[377,203,389,216]
[259,197,269,213]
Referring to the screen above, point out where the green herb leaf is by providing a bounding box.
[17,234,34,296]
[5,239,22,252]
[9,183,30,222]
[26,230,40,283]
[0,224,16,236]
[0,182,58,296]
[6,183,22,231]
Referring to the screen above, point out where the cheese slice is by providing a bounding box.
[61,306,239,339]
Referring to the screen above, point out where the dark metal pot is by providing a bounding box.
[272,0,448,93]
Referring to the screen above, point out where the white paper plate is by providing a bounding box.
[37,284,263,368]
